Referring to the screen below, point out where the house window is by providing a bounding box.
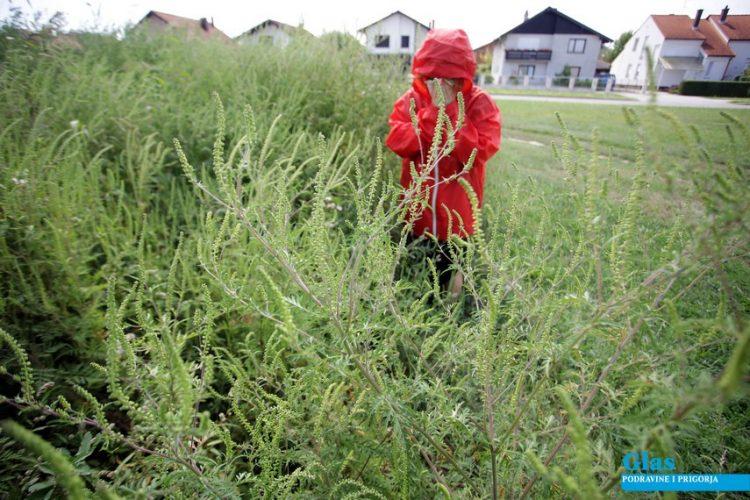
[374,35,390,48]
[634,64,641,79]
[518,64,535,76]
[569,66,581,77]
[625,64,632,77]
[632,37,639,52]
[401,35,409,48]
[640,35,649,59]
[567,38,586,54]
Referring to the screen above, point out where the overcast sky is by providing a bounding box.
[2,0,749,46]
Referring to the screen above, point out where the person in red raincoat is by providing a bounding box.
[385,28,502,299]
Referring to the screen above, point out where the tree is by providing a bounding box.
[604,31,633,62]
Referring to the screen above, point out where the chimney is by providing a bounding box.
[524,10,529,21]
[720,5,729,23]
[200,17,209,31]
[429,20,435,29]
[210,17,214,27]
[692,9,703,30]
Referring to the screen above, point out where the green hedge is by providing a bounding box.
[679,80,750,97]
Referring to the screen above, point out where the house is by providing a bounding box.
[135,11,231,42]
[236,19,312,47]
[358,10,431,57]
[610,7,750,89]
[483,7,612,83]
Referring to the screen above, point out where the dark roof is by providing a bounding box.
[358,10,430,33]
[501,7,612,43]
[140,11,231,41]
[237,19,312,38]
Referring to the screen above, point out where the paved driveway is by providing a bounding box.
[492,91,749,109]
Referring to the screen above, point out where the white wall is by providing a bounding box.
[491,32,603,81]
[548,34,602,78]
[701,56,730,80]
[362,13,428,55]
[662,39,704,57]
[237,24,292,47]
[611,16,666,87]
[725,41,750,80]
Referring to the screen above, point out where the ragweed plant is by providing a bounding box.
[0,19,748,499]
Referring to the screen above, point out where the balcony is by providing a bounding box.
[505,49,552,61]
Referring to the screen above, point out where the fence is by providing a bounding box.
[482,74,616,93]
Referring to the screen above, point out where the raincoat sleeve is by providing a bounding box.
[444,93,501,175]
[385,92,421,159]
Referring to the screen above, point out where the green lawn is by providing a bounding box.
[485,100,750,220]
[491,100,750,164]
[485,87,633,101]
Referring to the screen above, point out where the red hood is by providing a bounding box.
[412,29,477,81]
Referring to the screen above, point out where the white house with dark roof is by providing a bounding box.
[610,6,750,88]
[358,10,431,56]
[236,19,312,47]
[481,7,612,83]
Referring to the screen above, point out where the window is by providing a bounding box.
[640,35,649,59]
[567,38,586,53]
[374,35,389,48]
[401,35,409,48]
[569,66,581,77]
[634,64,641,79]
[518,64,535,76]
[632,37,639,52]
[625,64,632,77]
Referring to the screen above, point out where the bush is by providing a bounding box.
[679,80,750,97]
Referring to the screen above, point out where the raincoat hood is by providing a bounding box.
[412,29,477,82]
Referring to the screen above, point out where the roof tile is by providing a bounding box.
[699,19,734,57]
[651,15,705,40]
[707,14,750,41]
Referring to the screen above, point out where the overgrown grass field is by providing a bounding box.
[0,21,748,499]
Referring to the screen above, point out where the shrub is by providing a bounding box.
[679,80,750,97]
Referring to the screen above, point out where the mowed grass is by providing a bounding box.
[486,87,633,101]
[493,99,750,163]
[483,101,750,222]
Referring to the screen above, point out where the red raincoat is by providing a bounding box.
[385,29,502,241]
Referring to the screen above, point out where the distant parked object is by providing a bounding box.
[358,10,431,58]
[135,11,231,42]
[610,7,750,89]
[476,7,612,84]
[236,19,312,47]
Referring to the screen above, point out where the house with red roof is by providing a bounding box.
[610,6,750,88]
[135,11,232,42]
